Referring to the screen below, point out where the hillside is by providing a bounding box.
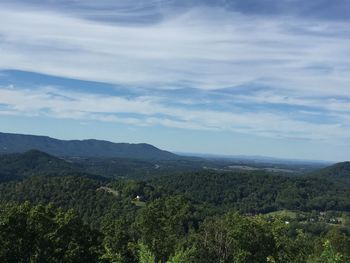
[311,161,350,185]
[1,151,350,262]
[0,132,178,160]
[0,176,125,227]
[0,150,105,182]
[151,170,350,214]
[0,150,204,181]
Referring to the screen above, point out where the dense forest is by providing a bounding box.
[0,151,350,262]
[151,171,350,214]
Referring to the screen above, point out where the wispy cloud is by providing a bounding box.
[0,84,348,141]
[1,1,350,160]
[0,5,350,96]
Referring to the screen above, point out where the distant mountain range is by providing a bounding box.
[176,152,332,165]
[0,148,349,186]
[0,132,178,160]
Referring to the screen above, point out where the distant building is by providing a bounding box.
[134,195,142,201]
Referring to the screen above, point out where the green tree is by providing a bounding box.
[101,217,137,263]
[323,227,350,261]
[270,218,312,263]
[138,242,156,263]
[136,196,193,262]
[196,213,276,263]
[318,240,344,263]
[166,247,196,263]
[0,202,102,263]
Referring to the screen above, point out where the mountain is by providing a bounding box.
[311,161,350,185]
[0,150,83,182]
[0,132,178,160]
[0,150,109,183]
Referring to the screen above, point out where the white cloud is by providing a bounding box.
[1,3,350,147]
[0,85,348,141]
[0,6,350,97]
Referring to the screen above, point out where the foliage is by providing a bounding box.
[151,171,350,214]
[312,162,350,185]
[0,152,350,262]
[0,176,131,228]
[0,202,102,263]
[138,242,156,263]
[102,217,137,263]
[166,247,196,263]
[136,196,194,262]
[314,240,344,263]
[194,213,278,263]
[0,150,82,183]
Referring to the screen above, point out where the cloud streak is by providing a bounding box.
[0,85,349,142]
[1,1,350,160]
[0,6,350,96]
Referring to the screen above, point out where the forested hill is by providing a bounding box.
[0,132,178,160]
[311,161,350,185]
[1,151,350,261]
[0,150,104,182]
[151,170,350,214]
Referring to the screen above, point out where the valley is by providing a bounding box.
[0,133,349,262]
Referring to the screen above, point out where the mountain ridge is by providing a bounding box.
[311,161,350,185]
[0,132,178,160]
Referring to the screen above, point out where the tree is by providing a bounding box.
[318,240,344,263]
[0,202,102,263]
[270,218,312,263]
[138,242,156,263]
[101,217,137,263]
[136,196,193,262]
[166,247,196,263]
[196,213,277,263]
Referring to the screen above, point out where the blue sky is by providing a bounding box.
[1,0,350,161]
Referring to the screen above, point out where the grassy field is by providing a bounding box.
[132,200,146,207]
[266,210,298,219]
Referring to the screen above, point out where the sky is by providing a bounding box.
[0,0,350,162]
